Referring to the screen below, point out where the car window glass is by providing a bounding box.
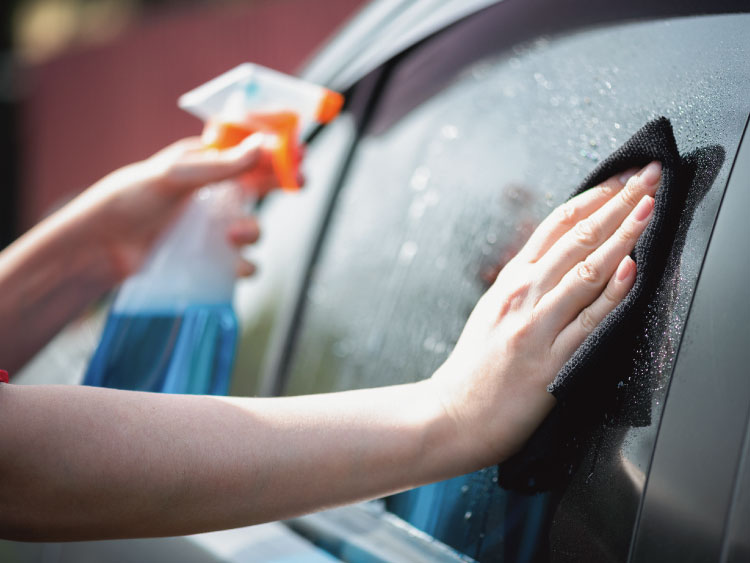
[282,12,750,562]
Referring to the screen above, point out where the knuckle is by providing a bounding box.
[497,282,531,318]
[616,220,640,244]
[576,259,601,284]
[554,202,577,229]
[573,218,600,247]
[619,181,642,208]
[506,312,536,347]
[593,184,617,199]
[578,307,598,334]
[602,283,620,305]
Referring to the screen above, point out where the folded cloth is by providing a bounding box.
[496,117,688,493]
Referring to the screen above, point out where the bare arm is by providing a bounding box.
[0,150,661,541]
[0,381,462,541]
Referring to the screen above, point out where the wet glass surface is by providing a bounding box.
[282,12,750,562]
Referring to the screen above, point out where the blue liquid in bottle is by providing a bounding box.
[84,304,237,395]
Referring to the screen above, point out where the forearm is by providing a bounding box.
[0,380,470,542]
[0,201,119,372]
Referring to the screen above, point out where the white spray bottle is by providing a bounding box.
[83,64,344,394]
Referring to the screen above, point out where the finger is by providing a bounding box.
[227,216,260,247]
[552,255,636,358]
[534,161,661,293]
[166,133,265,191]
[235,258,257,278]
[153,136,204,156]
[538,194,653,334]
[520,167,639,263]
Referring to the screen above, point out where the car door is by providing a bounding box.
[262,2,750,561]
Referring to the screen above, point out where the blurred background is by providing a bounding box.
[0,0,366,245]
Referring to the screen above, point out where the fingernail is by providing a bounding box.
[236,260,257,278]
[616,256,635,282]
[618,168,639,185]
[229,223,259,242]
[637,161,662,187]
[634,195,654,222]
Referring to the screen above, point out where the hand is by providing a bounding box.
[67,133,276,282]
[429,161,662,467]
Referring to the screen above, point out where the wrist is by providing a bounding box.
[65,161,180,284]
[48,190,128,291]
[413,377,489,478]
[48,213,121,298]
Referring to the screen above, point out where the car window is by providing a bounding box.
[280,11,750,562]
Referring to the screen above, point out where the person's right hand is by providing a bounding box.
[63,133,278,283]
[429,161,662,468]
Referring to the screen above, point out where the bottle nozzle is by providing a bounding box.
[316,89,345,124]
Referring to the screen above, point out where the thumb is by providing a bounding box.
[160,133,267,193]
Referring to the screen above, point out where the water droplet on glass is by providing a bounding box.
[398,241,418,264]
[441,124,459,140]
[471,63,492,80]
[410,166,431,191]
[423,336,436,352]
[409,200,426,220]
[579,149,600,162]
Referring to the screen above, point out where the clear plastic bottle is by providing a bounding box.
[83,64,343,394]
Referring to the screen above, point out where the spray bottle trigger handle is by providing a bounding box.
[267,118,302,190]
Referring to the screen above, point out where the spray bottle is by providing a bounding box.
[83,64,344,394]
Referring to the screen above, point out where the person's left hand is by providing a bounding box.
[428,162,661,468]
[64,133,278,283]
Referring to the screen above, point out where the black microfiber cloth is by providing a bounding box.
[496,117,688,493]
